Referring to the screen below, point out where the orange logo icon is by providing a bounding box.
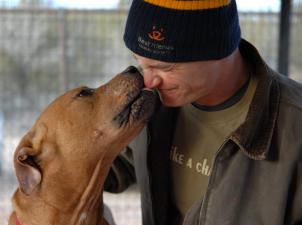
[148,26,165,41]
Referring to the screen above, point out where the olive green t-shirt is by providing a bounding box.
[169,76,258,224]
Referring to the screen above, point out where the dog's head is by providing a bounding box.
[13,66,156,208]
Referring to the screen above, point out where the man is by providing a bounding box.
[105,0,302,225]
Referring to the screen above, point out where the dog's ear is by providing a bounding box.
[14,146,42,195]
[14,123,47,195]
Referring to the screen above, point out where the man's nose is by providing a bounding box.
[143,72,162,89]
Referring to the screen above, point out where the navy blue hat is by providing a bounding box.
[123,0,241,62]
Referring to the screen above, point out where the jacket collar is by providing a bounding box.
[229,39,280,160]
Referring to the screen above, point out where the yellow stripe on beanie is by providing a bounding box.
[144,0,231,10]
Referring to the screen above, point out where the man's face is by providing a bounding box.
[134,54,222,107]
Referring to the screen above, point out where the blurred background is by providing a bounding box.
[0,0,302,224]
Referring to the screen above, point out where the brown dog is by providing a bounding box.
[8,66,156,225]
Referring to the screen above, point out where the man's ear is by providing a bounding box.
[14,124,47,196]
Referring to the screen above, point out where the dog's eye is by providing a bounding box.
[76,87,95,97]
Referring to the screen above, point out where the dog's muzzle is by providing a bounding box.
[114,67,157,127]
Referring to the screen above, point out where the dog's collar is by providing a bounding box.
[16,217,22,225]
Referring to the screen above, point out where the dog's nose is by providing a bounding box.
[123,66,139,74]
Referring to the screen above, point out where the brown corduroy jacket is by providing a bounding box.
[105,39,302,225]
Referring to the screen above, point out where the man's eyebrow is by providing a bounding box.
[133,54,175,70]
[151,63,174,69]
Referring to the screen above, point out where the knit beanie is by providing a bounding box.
[123,0,241,62]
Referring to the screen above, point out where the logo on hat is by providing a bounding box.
[148,26,165,41]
